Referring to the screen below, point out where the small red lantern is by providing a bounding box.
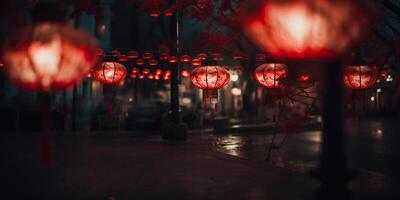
[190,64,230,110]
[211,53,223,61]
[298,74,310,81]
[380,70,388,78]
[160,52,170,60]
[3,23,98,91]
[165,70,171,76]
[197,53,207,60]
[131,67,139,74]
[139,74,145,79]
[191,59,201,67]
[118,55,128,62]
[164,7,174,17]
[232,50,246,60]
[142,68,150,74]
[163,75,170,81]
[181,69,190,78]
[149,59,158,66]
[344,65,377,89]
[180,55,192,63]
[93,62,127,84]
[143,52,154,60]
[130,73,137,79]
[159,44,170,52]
[148,74,155,79]
[149,10,161,17]
[112,50,121,56]
[240,0,372,60]
[155,75,161,80]
[127,50,139,59]
[136,58,145,66]
[155,69,163,75]
[254,63,287,88]
[169,56,178,63]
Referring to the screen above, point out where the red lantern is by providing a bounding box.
[149,10,161,17]
[136,58,145,66]
[143,52,154,60]
[192,59,201,66]
[148,74,155,79]
[160,52,170,60]
[181,69,190,78]
[155,75,161,80]
[139,74,145,79]
[197,53,207,60]
[344,65,377,89]
[159,44,170,52]
[127,50,139,59]
[93,62,127,84]
[164,7,175,17]
[3,23,98,91]
[240,0,371,60]
[130,73,137,79]
[131,67,139,74]
[190,65,230,109]
[118,55,128,62]
[149,59,158,66]
[112,50,121,56]
[180,55,192,63]
[163,75,170,81]
[165,69,171,76]
[298,74,310,81]
[254,63,287,88]
[232,50,246,60]
[169,56,178,63]
[142,68,150,74]
[211,53,223,61]
[155,69,163,75]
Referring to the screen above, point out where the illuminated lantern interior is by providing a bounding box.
[3,23,98,91]
[192,59,201,66]
[136,58,145,66]
[149,59,158,66]
[127,50,139,59]
[197,53,207,60]
[254,63,287,88]
[148,74,154,79]
[344,65,377,89]
[169,56,178,63]
[191,65,230,110]
[118,55,128,62]
[181,55,192,63]
[241,0,370,60]
[93,62,127,84]
[142,68,150,74]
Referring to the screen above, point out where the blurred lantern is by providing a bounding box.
[0,62,4,68]
[142,68,150,74]
[149,59,158,66]
[155,69,163,75]
[149,10,161,17]
[163,75,170,81]
[112,50,121,57]
[136,58,145,66]
[160,52,170,60]
[148,74,154,79]
[181,55,192,63]
[143,52,153,60]
[164,7,174,17]
[130,73,137,79]
[118,55,128,62]
[212,53,223,61]
[190,62,230,111]
[197,53,207,60]
[181,70,190,78]
[139,74,145,79]
[230,70,239,82]
[131,67,139,74]
[87,72,92,78]
[165,69,171,75]
[255,53,266,62]
[232,50,246,60]
[343,65,377,89]
[155,75,160,80]
[3,23,98,91]
[192,59,201,66]
[240,0,372,60]
[254,63,287,88]
[380,70,388,78]
[127,50,139,59]
[159,44,170,52]
[93,62,127,84]
[298,74,310,81]
[169,56,178,63]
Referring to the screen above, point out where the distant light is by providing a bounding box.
[181,97,192,105]
[377,88,381,93]
[370,96,375,102]
[386,75,393,82]
[377,129,382,134]
[128,98,133,102]
[231,88,242,96]
[230,71,239,82]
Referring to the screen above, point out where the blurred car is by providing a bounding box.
[125,99,168,130]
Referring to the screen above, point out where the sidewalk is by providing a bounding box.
[0,135,317,200]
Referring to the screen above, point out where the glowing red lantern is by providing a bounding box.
[112,50,121,56]
[254,63,287,88]
[131,67,139,74]
[211,53,223,61]
[241,0,371,60]
[169,56,178,63]
[130,73,137,79]
[344,65,377,89]
[118,55,128,62]
[150,10,160,17]
[180,55,191,63]
[93,62,127,84]
[143,52,154,60]
[197,53,207,60]
[147,74,154,79]
[3,23,98,91]
[163,75,170,81]
[142,68,150,74]
[192,59,201,66]
[127,50,139,59]
[232,50,246,60]
[139,74,145,79]
[165,70,171,76]
[136,58,145,66]
[181,70,190,78]
[155,69,163,75]
[160,52,170,60]
[149,59,158,66]
[298,74,310,81]
[190,64,230,109]
[164,7,174,17]
[155,75,161,80]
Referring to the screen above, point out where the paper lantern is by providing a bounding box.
[241,0,371,60]
[143,52,154,60]
[93,62,127,84]
[112,50,121,56]
[131,67,139,74]
[169,56,178,63]
[344,65,377,89]
[191,64,230,110]
[192,59,201,66]
[136,58,145,66]
[197,53,207,60]
[155,69,163,75]
[254,63,287,88]
[142,68,150,74]
[118,55,128,62]
[181,55,192,63]
[127,50,139,59]
[160,52,170,60]
[232,50,246,60]
[3,23,98,91]
[149,59,158,66]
